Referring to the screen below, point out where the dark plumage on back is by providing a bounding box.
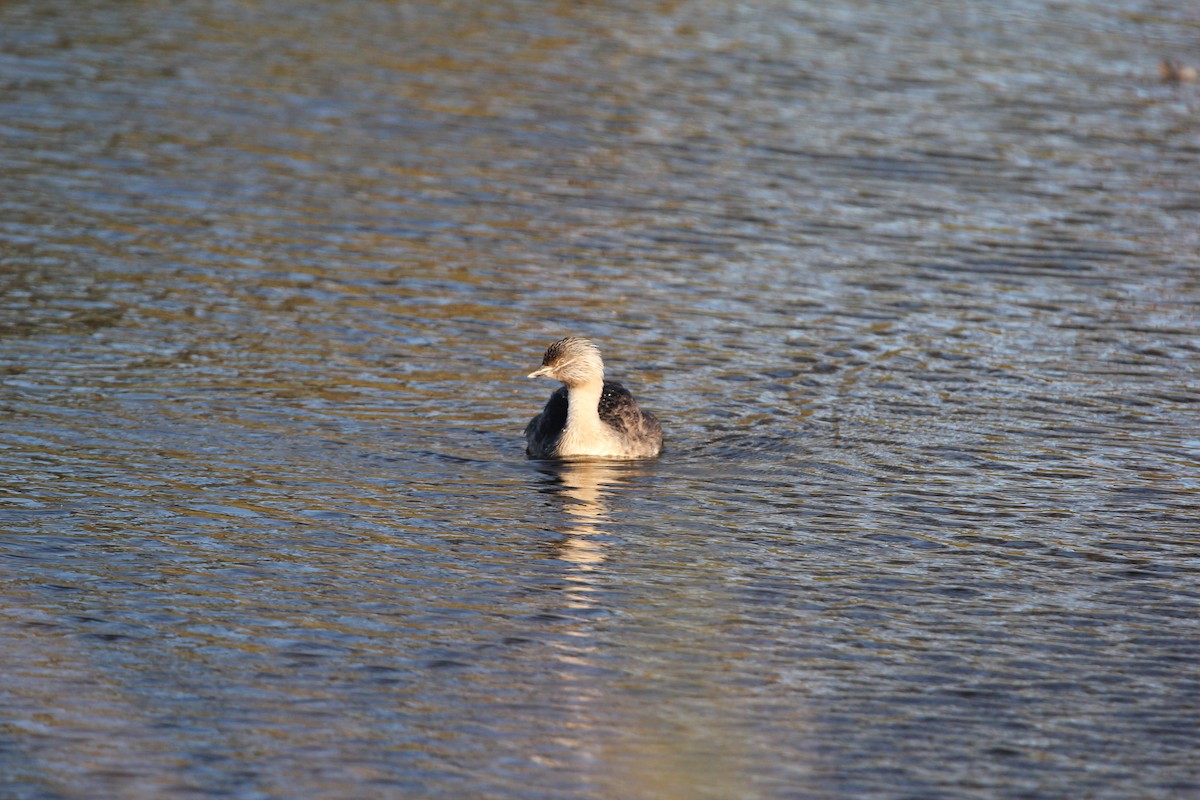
[523,385,568,451]
[596,381,662,441]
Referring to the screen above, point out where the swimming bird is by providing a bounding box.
[524,337,663,459]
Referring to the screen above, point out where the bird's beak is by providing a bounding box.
[527,366,552,379]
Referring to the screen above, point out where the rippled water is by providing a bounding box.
[3,1,1199,798]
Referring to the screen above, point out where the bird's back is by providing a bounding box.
[596,381,663,456]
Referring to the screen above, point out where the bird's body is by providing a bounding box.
[524,337,663,459]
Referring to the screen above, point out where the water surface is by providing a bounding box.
[2,1,1199,798]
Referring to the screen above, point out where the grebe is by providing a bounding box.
[524,337,663,459]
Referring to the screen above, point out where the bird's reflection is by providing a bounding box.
[532,459,652,610]
[528,460,761,798]
[539,458,628,558]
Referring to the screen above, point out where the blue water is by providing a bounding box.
[2,1,1198,798]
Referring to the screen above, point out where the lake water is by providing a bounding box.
[2,1,1198,798]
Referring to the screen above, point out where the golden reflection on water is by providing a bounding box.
[537,458,781,800]
[545,458,626,571]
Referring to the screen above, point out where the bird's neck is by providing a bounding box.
[561,379,612,454]
[566,379,603,428]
